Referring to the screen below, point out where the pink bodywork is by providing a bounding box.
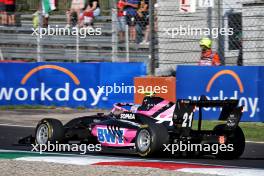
[91,125,137,147]
[137,100,175,123]
[137,100,170,116]
[91,100,176,147]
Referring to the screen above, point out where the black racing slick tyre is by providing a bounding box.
[213,124,245,159]
[35,118,64,144]
[135,122,169,157]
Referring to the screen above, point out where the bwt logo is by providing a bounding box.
[97,128,124,144]
[189,70,259,118]
[0,65,104,106]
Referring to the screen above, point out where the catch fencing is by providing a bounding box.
[0,0,263,75]
[156,0,264,71]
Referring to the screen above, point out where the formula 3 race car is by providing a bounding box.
[24,95,245,159]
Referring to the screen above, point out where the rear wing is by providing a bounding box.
[179,99,238,108]
[173,98,243,131]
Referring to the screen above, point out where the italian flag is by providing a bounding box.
[42,0,56,14]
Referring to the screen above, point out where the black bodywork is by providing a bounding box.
[19,95,245,158]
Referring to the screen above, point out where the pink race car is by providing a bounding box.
[30,95,245,159]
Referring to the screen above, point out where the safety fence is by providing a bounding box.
[16,0,111,14]
[0,0,263,74]
[0,0,150,64]
[157,0,264,71]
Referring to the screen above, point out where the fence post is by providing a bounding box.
[207,7,212,39]
[111,0,118,62]
[76,27,80,63]
[37,11,42,62]
[217,0,225,65]
[149,0,155,75]
[125,25,130,62]
[0,48,4,61]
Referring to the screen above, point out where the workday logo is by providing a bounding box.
[0,65,104,106]
[206,70,244,93]
[189,70,259,118]
[21,65,80,85]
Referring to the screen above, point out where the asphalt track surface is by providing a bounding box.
[0,125,263,169]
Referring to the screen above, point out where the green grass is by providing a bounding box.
[0,152,65,159]
[192,120,264,142]
[0,152,42,159]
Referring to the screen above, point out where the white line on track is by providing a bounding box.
[0,149,259,170]
[1,149,263,176]
[246,141,264,144]
[15,156,123,165]
[178,168,264,176]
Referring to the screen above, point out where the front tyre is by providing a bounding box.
[135,123,169,157]
[35,118,64,144]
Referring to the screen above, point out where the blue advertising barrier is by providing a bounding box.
[0,62,146,108]
[176,66,263,122]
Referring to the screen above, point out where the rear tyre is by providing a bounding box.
[135,122,169,157]
[213,124,245,159]
[35,118,64,144]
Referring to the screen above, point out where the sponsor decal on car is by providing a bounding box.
[97,128,124,144]
[120,113,135,120]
